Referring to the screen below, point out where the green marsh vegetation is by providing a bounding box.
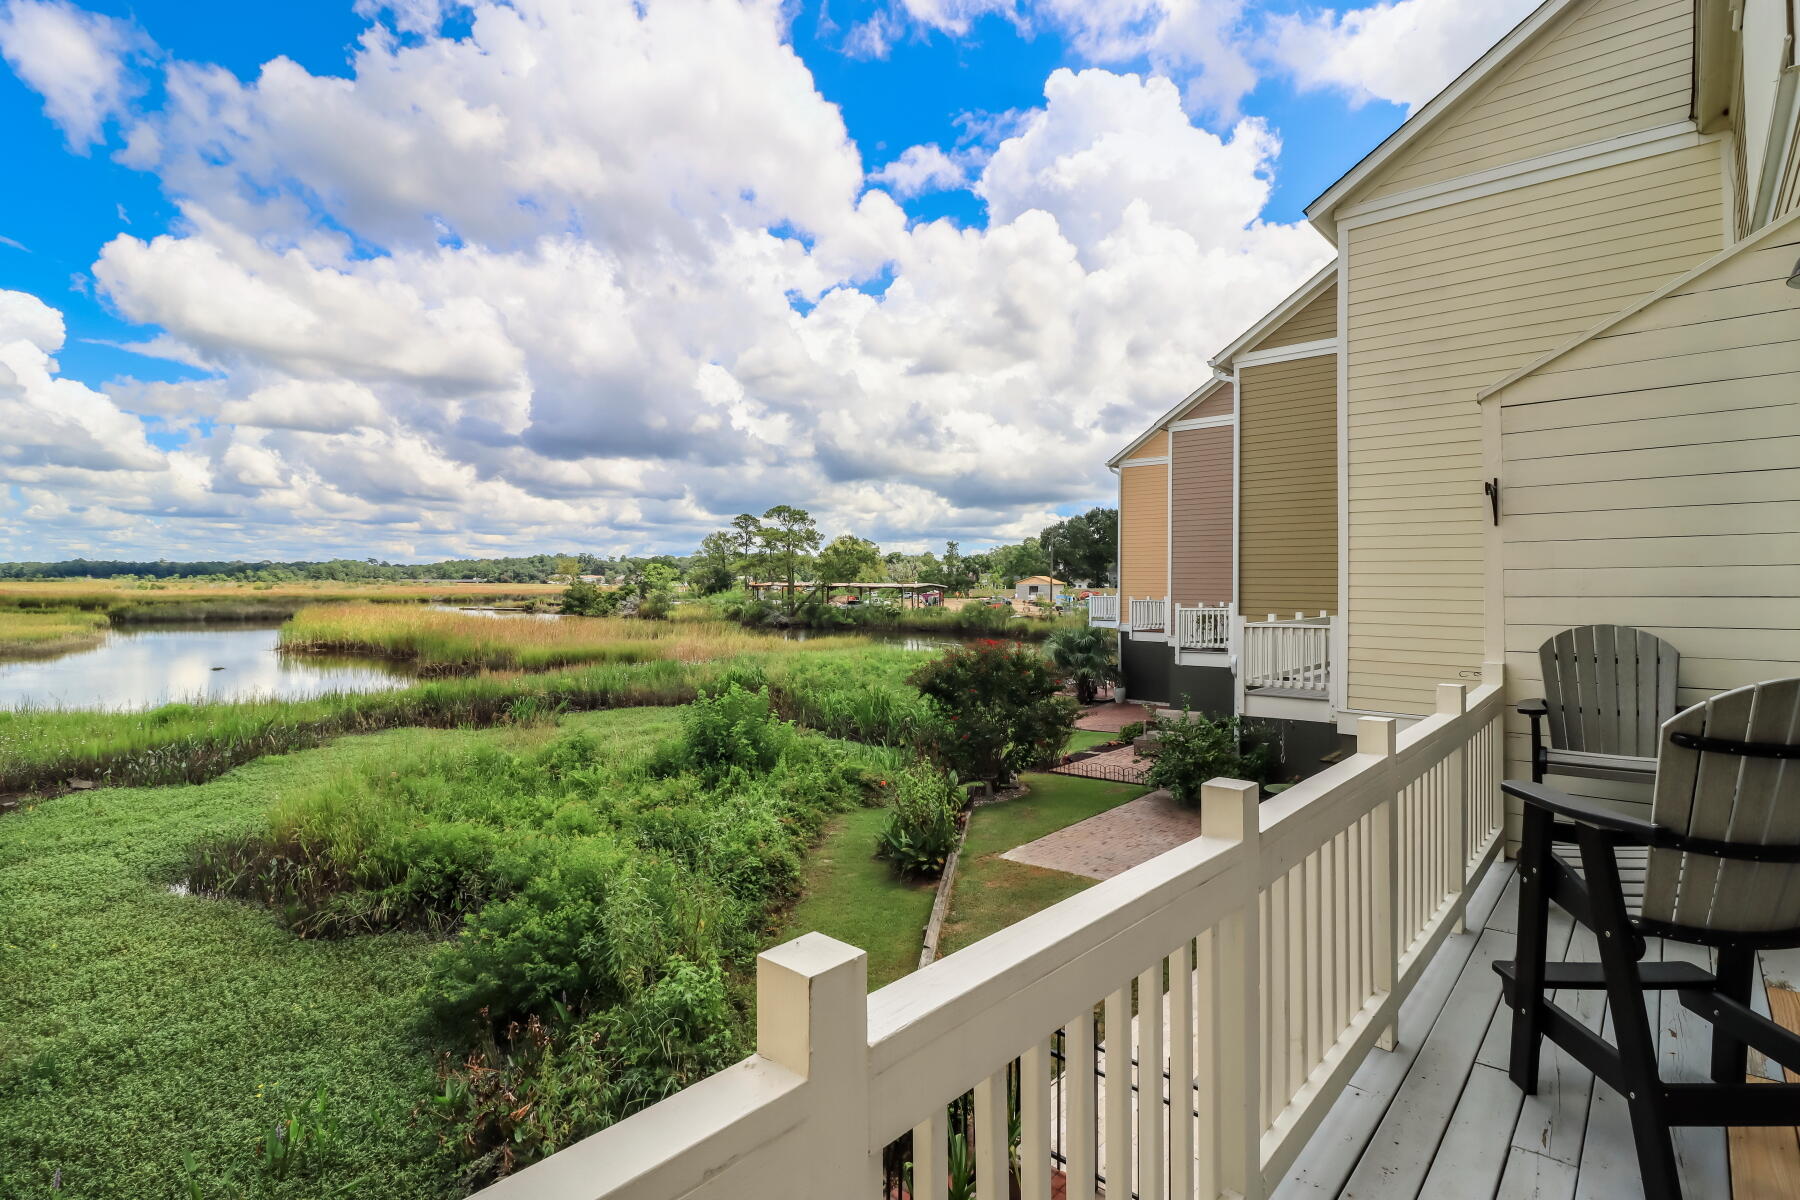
[0,608,110,658]
[1,697,935,1197]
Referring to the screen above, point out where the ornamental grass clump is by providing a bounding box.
[874,769,965,879]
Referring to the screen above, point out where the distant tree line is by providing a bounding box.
[1,506,1117,593]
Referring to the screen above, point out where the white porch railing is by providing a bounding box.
[1174,603,1231,651]
[471,669,1508,1200]
[1128,596,1167,633]
[1240,613,1334,696]
[1085,594,1119,625]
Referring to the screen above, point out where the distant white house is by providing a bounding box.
[1013,575,1066,603]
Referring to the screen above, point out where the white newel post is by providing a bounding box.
[1204,778,1264,1200]
[1360,717,1400,1052]
[1438,683,1468,934]
[756,934,876,1198]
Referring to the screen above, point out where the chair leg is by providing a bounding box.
[1711,945,1758,1085]
[1508,805,1555,1094]
[1577,825,1680,1200]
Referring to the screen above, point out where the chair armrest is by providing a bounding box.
[1516,698,1548,717]
[1500,780,1656,841]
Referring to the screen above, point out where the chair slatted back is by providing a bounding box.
[1642,678,1800,933]
[1539,625,1679,758]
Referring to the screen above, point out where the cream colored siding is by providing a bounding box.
[1252,284,1338,350]
[1239,354,1337,617]
[1345,142,1725,715]
[1491,215,1800,839]
[1364,0,1694,203]
[1171,426,1233,607]
[1120,461,1169,604]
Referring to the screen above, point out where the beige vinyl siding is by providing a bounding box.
[1239,354,1337,617]
[1177,381,1235,421]
[1171,426,1233,607]
[1251,284,1338,350]
[1490,214,1800,841]
[1345,141,1725,715]
[1119,461,1169,604]
[1364,0,1694,204]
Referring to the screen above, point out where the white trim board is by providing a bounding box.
[1169,414,1234,431]
[1306,0,1586,236]
[1233,338,1339,368]
[1336,124,1709,233]
[1105,372,1231,467]
[1209,262,1338,369]
[1119,455,1169,467]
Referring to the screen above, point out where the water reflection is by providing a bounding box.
[0,623,412,712]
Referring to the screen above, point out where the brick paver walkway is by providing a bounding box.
[1073,701,1157,732]
[1000,789,1199,880]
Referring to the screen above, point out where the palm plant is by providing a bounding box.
[1044,626,1118,705]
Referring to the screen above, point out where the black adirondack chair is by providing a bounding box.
[1495,678,1800,1200]
[1518,624,1680,786]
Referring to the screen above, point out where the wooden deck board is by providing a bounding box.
[1273,861,1800,1200]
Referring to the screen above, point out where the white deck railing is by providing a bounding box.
[1174,603,1231,651]
[472,669,1508,1200]
[1128,596,1167,632]
[1240,614,1334,696]
[1086,594,1119,624]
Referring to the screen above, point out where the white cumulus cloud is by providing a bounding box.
[0,0,144,148]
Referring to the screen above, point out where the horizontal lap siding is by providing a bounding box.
[1120,462,1168,605]
[1345,142,1725,715]
[1171,426,1233,607]
[1252,284,1338,350]
[1364,0,1694,203]
[1178,381,1235,421]
[1240,355,1338,617]
[1494,216,1800,841]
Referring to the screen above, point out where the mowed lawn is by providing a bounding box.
[937,773,1147,957]
[776,806,937,991]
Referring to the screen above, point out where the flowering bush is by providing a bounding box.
[908,640,1078,794]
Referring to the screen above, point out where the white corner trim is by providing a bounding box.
[1337,123,1707,232]
[1234,338,1339,368]
[1169,414,1235,431]
[1120,455,1169,467]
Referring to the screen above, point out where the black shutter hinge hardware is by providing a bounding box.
[1483,478,1501,526]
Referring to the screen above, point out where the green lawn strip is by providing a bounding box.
[776,806,936,991]
[0,711,670,1200]
[1065,728,1115,754]
[936,773,1147,957]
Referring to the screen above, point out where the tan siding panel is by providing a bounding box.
[1362,0,1694,203]
[1345,142,1725,715]
[1239,354,1338,617]
[1119,462,1168,603]
[1251,283,1338,351]
[1170,427,1233,606]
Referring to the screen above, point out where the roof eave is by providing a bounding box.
[1105,372,1231,467]
[1208,262,1338,370]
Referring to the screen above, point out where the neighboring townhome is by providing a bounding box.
[1099,266,1345,775]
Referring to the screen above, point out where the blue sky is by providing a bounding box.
[0,0,1531,562]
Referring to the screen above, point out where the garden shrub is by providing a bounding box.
[672,682,793,780]
[874,769,964,878]
[1141,707,1274,807]
[909,641,1079,793]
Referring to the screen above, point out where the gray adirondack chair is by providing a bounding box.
[1518,624,1679,785]
[1497,678,1800,1200]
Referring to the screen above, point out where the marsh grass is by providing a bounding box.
[0,609,109,658]
[278,605,835,673]
[0,647,932,796]
[0,580,565,627]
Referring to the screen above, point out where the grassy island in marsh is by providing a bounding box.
[0,609,110,658]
